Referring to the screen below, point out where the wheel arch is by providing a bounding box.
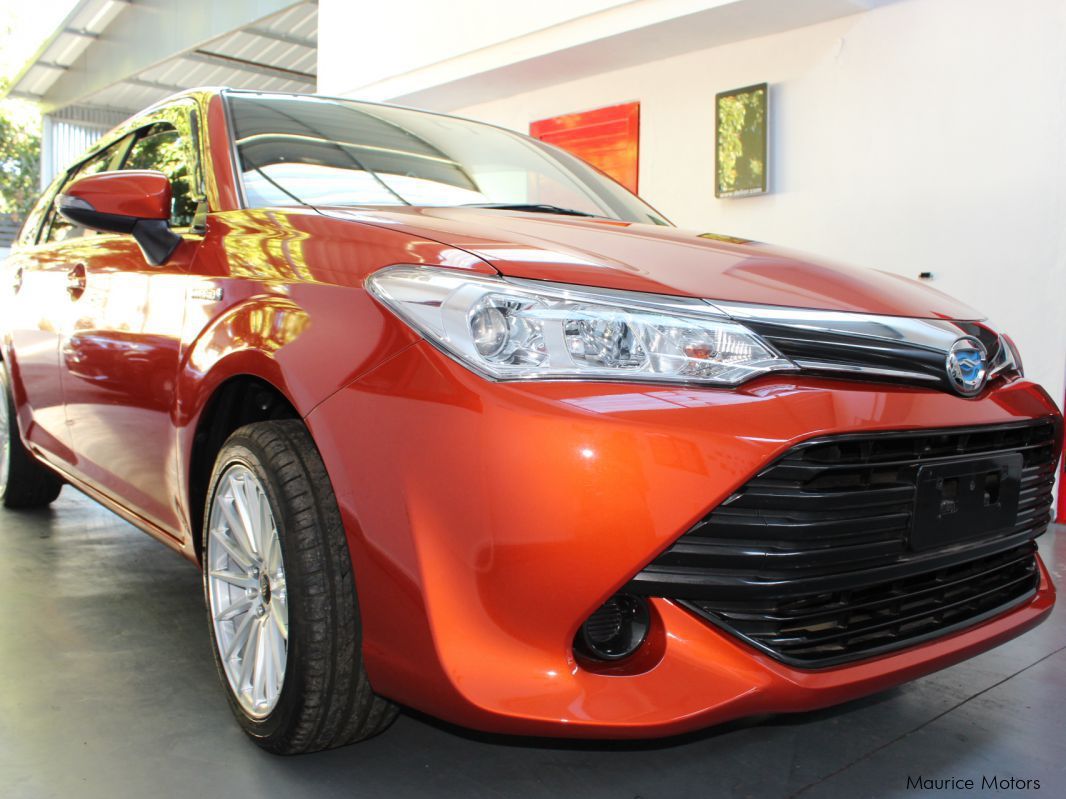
[178,293,320,561]
[176,282,416,560]
[184,372,300,563]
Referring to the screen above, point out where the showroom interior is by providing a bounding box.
[1,0,1063,796]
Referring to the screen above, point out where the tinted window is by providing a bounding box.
[17,173,64,246]
[227,94,668,225]
[121,122,197,228]
[43,137,129,244]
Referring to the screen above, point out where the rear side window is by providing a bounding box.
[121,122,197,228]
[17,173,64,246]
[41,137,130,244]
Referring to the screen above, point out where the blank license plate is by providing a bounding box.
[911,454,1023,551]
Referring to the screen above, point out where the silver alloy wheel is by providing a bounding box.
[207,463,288,719]
[0,376,10,491]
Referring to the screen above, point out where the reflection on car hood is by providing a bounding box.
[320,206,984,320]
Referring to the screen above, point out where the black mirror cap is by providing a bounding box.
[56,194,138,234]
[55,194,182,266]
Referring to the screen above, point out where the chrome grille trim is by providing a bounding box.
[710,301,978,352]
[706,301,1014,393]
[790,360,939,383]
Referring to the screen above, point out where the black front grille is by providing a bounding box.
[627,419,1060,667]
[682,543,1039,667]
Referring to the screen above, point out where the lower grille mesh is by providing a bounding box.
[682,543,1039,666]
[627,419,1060,667]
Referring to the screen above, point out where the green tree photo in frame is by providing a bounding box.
[715,83,768,198]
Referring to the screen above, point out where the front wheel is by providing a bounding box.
[0,363,63,509]
[202,420,397,754]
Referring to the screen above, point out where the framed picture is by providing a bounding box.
[530,102,640,193]
[715,83,768,198]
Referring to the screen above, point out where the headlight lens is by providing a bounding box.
[366,266,793,385]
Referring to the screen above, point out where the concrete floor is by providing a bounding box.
[1,491,1063,799]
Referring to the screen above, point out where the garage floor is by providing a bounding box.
[1,491,1063,799]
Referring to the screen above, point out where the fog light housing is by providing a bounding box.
[575,594,650,661]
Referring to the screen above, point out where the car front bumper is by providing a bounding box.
[306,340,1060,737]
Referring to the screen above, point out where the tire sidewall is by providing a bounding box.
[202,435,306,744]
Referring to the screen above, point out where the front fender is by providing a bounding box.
[178,285,419,425]
[172,286,420,550]
[180,294,306,421]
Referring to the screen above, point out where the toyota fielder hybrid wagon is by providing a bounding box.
[1,88,1060,754]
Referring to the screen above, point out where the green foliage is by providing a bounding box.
[716,87,767,196]
[0,105,40,218]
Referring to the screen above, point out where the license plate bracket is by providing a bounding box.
[911,454,1023,551]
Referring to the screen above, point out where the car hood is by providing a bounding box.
[321,206,983,320]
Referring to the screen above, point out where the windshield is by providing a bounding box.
[225,93,669,225]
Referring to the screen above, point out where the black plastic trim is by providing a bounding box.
[55,194,183,266]
[132,218,182,266]
[627,418,1060,667]
[679,568,1038,669]
[56,198,138,234]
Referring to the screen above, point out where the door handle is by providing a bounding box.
[12,267,22,294]
[66,264,87,300]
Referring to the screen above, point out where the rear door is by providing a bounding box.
[58,103,206,535]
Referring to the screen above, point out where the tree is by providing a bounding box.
[0,105,41,219]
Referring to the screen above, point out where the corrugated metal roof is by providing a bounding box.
[6,0,128,100]
[5,0,317,114]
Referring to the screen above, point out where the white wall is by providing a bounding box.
[451,0,1066,414]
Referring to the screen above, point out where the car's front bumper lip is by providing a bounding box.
[306,340,1061,737]
[548,564,1053,739]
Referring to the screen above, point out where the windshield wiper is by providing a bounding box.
[461,203,602,218]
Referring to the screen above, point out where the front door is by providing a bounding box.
[58,106,205,536]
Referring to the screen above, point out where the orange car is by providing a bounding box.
[1,89,1060,754]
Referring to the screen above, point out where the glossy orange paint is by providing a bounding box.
[2,88,1061,739]
[306,340,1059,734]
[318,206,985,319]
[61,169,172,220]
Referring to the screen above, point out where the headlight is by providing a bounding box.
[366,266,793,385]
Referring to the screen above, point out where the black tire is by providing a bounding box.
[202,420,397,754]
[0,363,63,509]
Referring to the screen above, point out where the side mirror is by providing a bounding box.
[56,170,183,266]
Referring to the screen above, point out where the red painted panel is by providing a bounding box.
[1059,383,1066,523]
[530,102,640,193]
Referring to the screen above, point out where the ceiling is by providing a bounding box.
[4,0,317,116]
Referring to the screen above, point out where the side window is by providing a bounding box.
[17,173,63,246]
[43,180,80,243]
[41,136,130,244]
[121,122,196,228]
